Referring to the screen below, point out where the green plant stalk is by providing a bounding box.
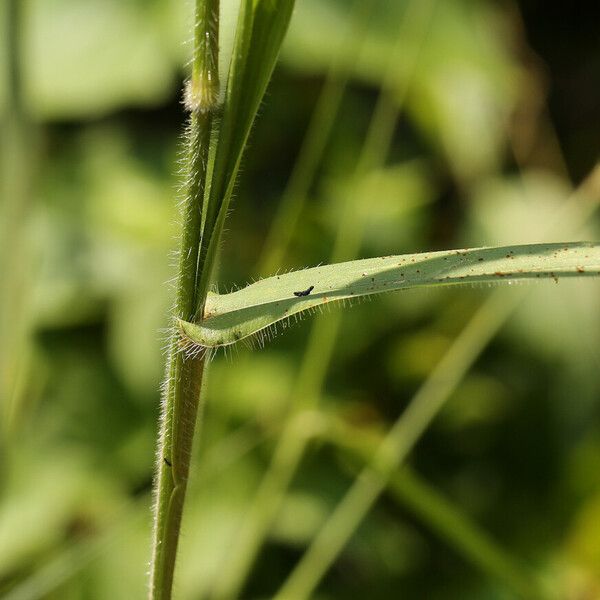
[149,0,220,597]
[325,418,546,599]
[0,0,33,433]
[386,469,543,598]
[273,291,529,600]
[209,4,436,597]
[150,0,297,593]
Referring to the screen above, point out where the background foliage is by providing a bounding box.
[1,0,600,598]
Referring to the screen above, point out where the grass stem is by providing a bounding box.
[324,419,547,599]
[148,1,220,597]
[0,0,36,434]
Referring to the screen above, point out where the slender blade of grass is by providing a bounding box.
[0,0,36,434]
[325,419,548,599]
[195,0,296,314]
[180,241,600,348]
[272,291,541,600]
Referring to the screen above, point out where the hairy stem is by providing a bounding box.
[149,0,220,597]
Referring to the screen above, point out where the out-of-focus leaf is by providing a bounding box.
[282,0,519,181]
[23,0,177,118]
[0,450,121,580]
[564,493,600,595]
[8,0,255,119]
[206,354,294,420]
[176,458,264,598]
[324,160,436,254]
[29,128,174,395]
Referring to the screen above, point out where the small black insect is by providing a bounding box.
[293,285,314,297]
[164,457,172,467]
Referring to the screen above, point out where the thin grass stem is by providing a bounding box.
[323,417,546,599]
[149,1,220,598]
[0,0,35,434]
[273,290,527,600]
[386,468,543,598]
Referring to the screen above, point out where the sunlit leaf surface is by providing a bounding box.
[180,242,600,347]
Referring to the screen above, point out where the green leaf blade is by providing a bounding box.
[180,242,600,347]
[195,0,297,310]
[205,0,296,226]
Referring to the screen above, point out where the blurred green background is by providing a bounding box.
[2,0,600,598]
